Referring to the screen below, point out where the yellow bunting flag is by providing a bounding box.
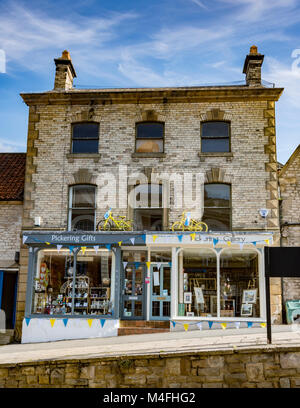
[260,323,266,328]
[146,261,151,270]
[118,241,122,246]
[221,323,227,330]
[50,319,56,328]
[183,323,189,332]
[45,242,50,245]
[81,247,87,255]
[153,235,158,243]
[87,319,93,328]
[227,241,232,246]
[264,240,270,246]
[190,233,196,241]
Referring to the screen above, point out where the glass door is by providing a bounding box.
[150,265,171,320]
[121,263,145,319]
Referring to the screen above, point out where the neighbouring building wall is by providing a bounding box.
[279,145,300,305]
[0,203,22,268]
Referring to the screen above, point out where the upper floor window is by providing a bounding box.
[133,183,163,230]
[202,183,231,231]
[201,121,230,153]
[68,185,96,231]
[136,122,164,153]
[72,123,99,154]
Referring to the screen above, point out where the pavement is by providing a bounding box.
[1,325,300,365]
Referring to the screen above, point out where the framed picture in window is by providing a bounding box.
[186,312,194,317]
[194,287,204,304]
[241,303,253,316]
[242,289,257,304]
[184,292,192,304]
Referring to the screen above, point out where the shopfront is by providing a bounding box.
[21,231,273,343]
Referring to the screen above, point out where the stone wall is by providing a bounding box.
[1,347,300,388]
[279,146,300,304]
[0,203,22,268]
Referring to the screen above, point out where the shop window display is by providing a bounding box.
[32,248,114,316]
[220,249,260,318]
[178,249,217,317]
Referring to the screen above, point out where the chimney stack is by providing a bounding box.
[54,50,77,90]
[243,45,264,87]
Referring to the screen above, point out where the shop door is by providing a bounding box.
[121,263,146,319]
[150,265,171,320]
[0,271,18,329]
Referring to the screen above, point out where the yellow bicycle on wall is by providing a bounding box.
[171,211,208,232]
[97,208,133,231]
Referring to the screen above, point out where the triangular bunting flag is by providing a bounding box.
[260,323,266,328]
[190,233,196,241]
[87,319,93,328]
[134,262,140,269]
[50,319,56,328]
[141,234,146,243]
[252,242,257,247]
[69,246,75,253]
[22,235,28,244]
[93,246,99,254]
[152,235,158,243]
[213,238,218,247]
[239,243,244,250]
[81,246,87,255]
[234,322,241,329]
[45,242,50,245]
[227,241,232,247]
[157,263,162,270]
[57,245,63,252]
[183,323,189,332]
[100,319,106,328]
[208,321,213,329]
[130,238,135,245]
[168,262,172,267]
[146,261,151,270]
[25,317,31,327]
[171,321,176,328]
[264,239,270,246]
[123,262,128,270]
[247,322,253,328]
[105,244,111,250]
[118,241,122,246]
[197,322,202,331]
[178,235,183,242]
[221,323,227,330]
[62,318,68,327]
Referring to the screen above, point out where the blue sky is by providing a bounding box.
[0,0,299,163]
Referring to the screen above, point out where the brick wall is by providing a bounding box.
[1,347,300,388]
[0,203,22,268]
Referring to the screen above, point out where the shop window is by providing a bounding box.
[201,121,230,153]
[203,183,231,231]
[150,249,172,263]
[135,122,164,153]
[220,249,260,318]
[178,249,217,317]
[68,185,96,231]
[32,248,114,316]
[133,184,163,231]
[71,123,99,154]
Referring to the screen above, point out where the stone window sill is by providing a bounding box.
[67,153,101,163]
[131,152,166,158]
[198,152,233,162]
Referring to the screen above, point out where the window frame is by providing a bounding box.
[203,182,232,231]
[135,121,165,154]
[68,184,97,231]
[200,120,231,153]
[71,122,100,154]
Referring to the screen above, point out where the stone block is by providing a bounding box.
[246,363,264,382]
[280,353,300,369]
[165,358,181,376]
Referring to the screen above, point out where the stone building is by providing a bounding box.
[15,46,285,343]
[279,145,300,304]
[0,153,26,340]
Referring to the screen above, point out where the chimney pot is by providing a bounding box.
[250,45,258,55]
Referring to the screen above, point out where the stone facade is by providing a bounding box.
[0,203,22,269]
[15,47,284,337]
[279,145,300,303]
[1,347,300,388]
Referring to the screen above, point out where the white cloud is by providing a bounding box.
[0,138,26,152]
[190,0,208,9]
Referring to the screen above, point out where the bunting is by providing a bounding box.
[197,322,202,331]
[260,323,266,328]
[57,245,63,252]
[100,319,106,328]
[22,235,28,244]
[247,322,253,328]
[183,323,189,332]
[178,235,183,242]
[134,262,140,269]
[146,262,151,270]
[87,319,93,328]
[152,235,158,243]
[130,238,135,245]
[81,246,87,255]
[25,317,31,327]
[50,319,56,328]
[63,318,68,327]
[190,233,196,241]
[171,321,176,328]
[234,322,241,329]
[93,246,99,254]
[118,241,122,247]
[208,321,213,329]
[123,262,128,270]
[105,244,111,250]
[213,238,219,247]
[221,323,227,330]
